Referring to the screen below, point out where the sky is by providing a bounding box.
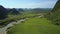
[0,0,58,8]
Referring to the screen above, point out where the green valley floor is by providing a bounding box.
[8,17,60,34]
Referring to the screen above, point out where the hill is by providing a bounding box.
[7,0,60,34]
[0,5,8,20]
[46,0,60,25]
[7,17,60,34]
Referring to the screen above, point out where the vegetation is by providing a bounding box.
[6,0,60,34]
[7,17,60,34]
[0,0,60,34]
[0,5,8,20]
[0,5,50,27]
[0,10,41,27]
[9,8,20,15]
[46,0,60,25]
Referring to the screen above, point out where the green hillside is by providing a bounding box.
[7,17,60,34]
[46,0,60,25]
[52,0,60,12]
[7,0,60,34]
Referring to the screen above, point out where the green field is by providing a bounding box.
[0,12,39,27]
[0,0,60,34]
[8,17,60,34]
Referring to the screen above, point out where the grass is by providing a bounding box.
[0,12,39,27]
[8,17,60,34]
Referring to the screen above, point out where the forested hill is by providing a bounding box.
[47,0,60,25]
[0,5,8,20]
[51,0,60,12]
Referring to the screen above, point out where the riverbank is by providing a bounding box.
[7,17,60,34]
[0,15,42,34]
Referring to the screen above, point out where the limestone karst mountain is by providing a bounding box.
[51,0,60,12]
[9,8,20,15]
[0,5,8,20]
[47,0,60,25]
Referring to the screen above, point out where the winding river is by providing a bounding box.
[0,15,42,34]
[0,18,27,34]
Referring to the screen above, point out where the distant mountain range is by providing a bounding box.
[5,8,52,13]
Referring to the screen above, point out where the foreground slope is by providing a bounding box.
[7,0,60,34]
[8,17,60,34]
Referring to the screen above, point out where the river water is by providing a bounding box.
[0,15,42,34]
